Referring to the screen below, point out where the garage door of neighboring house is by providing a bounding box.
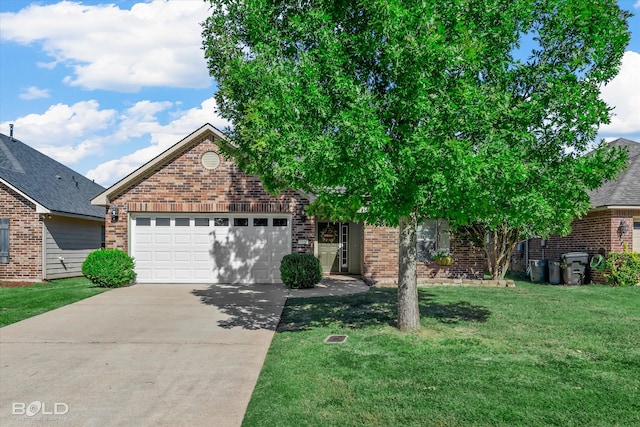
[131,214,291,284]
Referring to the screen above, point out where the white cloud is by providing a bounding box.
[86,97,230,186]
[1,96,228,180]
[0,0,213,92]
[0,100,117,163]
[600,51,640,137]
[19,86,50,100]
[635,1,640,8]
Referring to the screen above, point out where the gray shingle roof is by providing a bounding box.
[0,133,105,219]
[588,138,640,208]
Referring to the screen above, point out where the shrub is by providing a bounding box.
[603,252,640,287]
[280,253,322,289]
[82,249,136,288]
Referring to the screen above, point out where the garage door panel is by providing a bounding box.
[193,251,210,262]
[132,214,291,284]
[194,234,209,245]
[136,234,152,244]
[135,251,152,262]
[153,269,171,280]
[174,234,191,245]
[155,234,171,244]
[154,251,171,262]
[174,251,190,262]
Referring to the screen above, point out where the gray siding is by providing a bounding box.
[44,216,104,279]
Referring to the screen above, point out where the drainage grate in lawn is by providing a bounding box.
[324,335,348,344]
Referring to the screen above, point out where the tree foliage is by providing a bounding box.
[203,0,631,328]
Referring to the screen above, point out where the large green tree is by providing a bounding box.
[203,0,630,330]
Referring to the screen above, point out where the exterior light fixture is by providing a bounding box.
[300,206,307,221]
[617,220,629,241]
[110,204,119,222]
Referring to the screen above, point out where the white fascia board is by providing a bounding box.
[590,205,640,212]
[0,177,50,214]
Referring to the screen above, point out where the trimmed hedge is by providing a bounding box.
[82,249,136,288]
[604,252,640,287]
[280,253,322,289]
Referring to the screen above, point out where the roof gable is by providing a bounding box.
[92,123,224,206]
[588,138,640,208]
[0,133,106,219]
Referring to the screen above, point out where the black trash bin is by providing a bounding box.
[561,252,589,285]
[529,259,548,283]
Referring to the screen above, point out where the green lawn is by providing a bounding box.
[243,281,640,427]
[0,277,108,327]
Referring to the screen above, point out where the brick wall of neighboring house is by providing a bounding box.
[362,225,486,284]
[510,209,640,283]
[0,183,43,281]
[105,135,314,254]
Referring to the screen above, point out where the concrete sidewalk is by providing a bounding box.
[0,278,368,426]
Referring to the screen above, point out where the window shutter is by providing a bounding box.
[0,218,9,264]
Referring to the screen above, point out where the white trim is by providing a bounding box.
[590,206,640,212]
[91,124,227,206]
[1,177,49,214]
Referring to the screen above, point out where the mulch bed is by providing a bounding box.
[0,281,44,288]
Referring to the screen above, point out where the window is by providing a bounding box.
[156,217,170,226]
[234,218,249,226]
[0,218,9,264]
[175,218,190,227]
[273,218,288,227]
[214,218,229,226]
[195,218,210,227]
[253,218,268,226]
[136,217,151,226]
[417,219,450,262]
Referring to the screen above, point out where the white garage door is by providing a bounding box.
[131,214,291,284]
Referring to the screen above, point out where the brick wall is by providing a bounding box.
[511,208,640,283]
[0,183,43,281]
[106,135,314,254]
[362,225,486,284]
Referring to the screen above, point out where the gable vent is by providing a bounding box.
[201,151,220,170]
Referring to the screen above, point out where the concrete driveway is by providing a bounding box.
[0,283,290,427]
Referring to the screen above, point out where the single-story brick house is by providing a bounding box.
[0,131,106,282]
[92,124,485,285]
[510,137,640,283]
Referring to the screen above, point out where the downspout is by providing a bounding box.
[41,217,47,280]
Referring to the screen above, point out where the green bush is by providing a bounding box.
[82,249,136,288]
[604,252,640,287]
[280,253,322,289]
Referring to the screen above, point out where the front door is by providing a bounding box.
[316,221,361,274]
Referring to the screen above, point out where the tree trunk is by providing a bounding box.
[486,224,520,280]
[397,212,420,331]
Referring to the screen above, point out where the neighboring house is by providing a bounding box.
[0,132,106,282]
[92,124,485,285]
[511,138,640,283]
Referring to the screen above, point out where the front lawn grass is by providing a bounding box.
[0,277,108,327]
[243,281,640,426]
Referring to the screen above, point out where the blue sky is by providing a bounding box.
[1,0,639,187]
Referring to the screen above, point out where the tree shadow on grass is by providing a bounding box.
[278,288,491,332]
